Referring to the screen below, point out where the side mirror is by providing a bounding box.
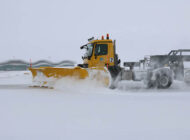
[118,59,121,64]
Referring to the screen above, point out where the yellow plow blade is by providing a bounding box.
[29,67,111,88]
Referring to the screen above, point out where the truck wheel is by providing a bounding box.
[156,74,172,89]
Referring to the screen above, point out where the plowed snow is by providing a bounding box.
[0,71,190,140]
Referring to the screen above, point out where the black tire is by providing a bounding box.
[156,74,172,89]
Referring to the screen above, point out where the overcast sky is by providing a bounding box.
[0,0,190,64]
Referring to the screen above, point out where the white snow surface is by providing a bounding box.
[0,71,190,140]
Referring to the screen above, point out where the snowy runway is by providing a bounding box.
[0,71,190,140]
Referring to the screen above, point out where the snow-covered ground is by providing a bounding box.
[0,71,190,140]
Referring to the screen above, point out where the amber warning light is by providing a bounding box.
[102,36,104,40]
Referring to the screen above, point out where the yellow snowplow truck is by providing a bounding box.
[29,34,190,89]
[29,34,121,88]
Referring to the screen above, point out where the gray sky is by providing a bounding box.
[0,0,190,63]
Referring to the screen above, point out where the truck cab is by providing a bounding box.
[79,34,120,68]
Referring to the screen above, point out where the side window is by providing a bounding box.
[95,44,108,56]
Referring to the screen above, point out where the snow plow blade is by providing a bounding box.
[29,67,111,88]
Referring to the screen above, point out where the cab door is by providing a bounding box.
[92,43,109,67]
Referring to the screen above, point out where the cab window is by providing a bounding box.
[95,44,108,56]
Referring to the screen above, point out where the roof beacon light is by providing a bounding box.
[106,34,109,40]
[102,35,104,40]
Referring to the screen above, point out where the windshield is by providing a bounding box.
[83,43,93,58]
